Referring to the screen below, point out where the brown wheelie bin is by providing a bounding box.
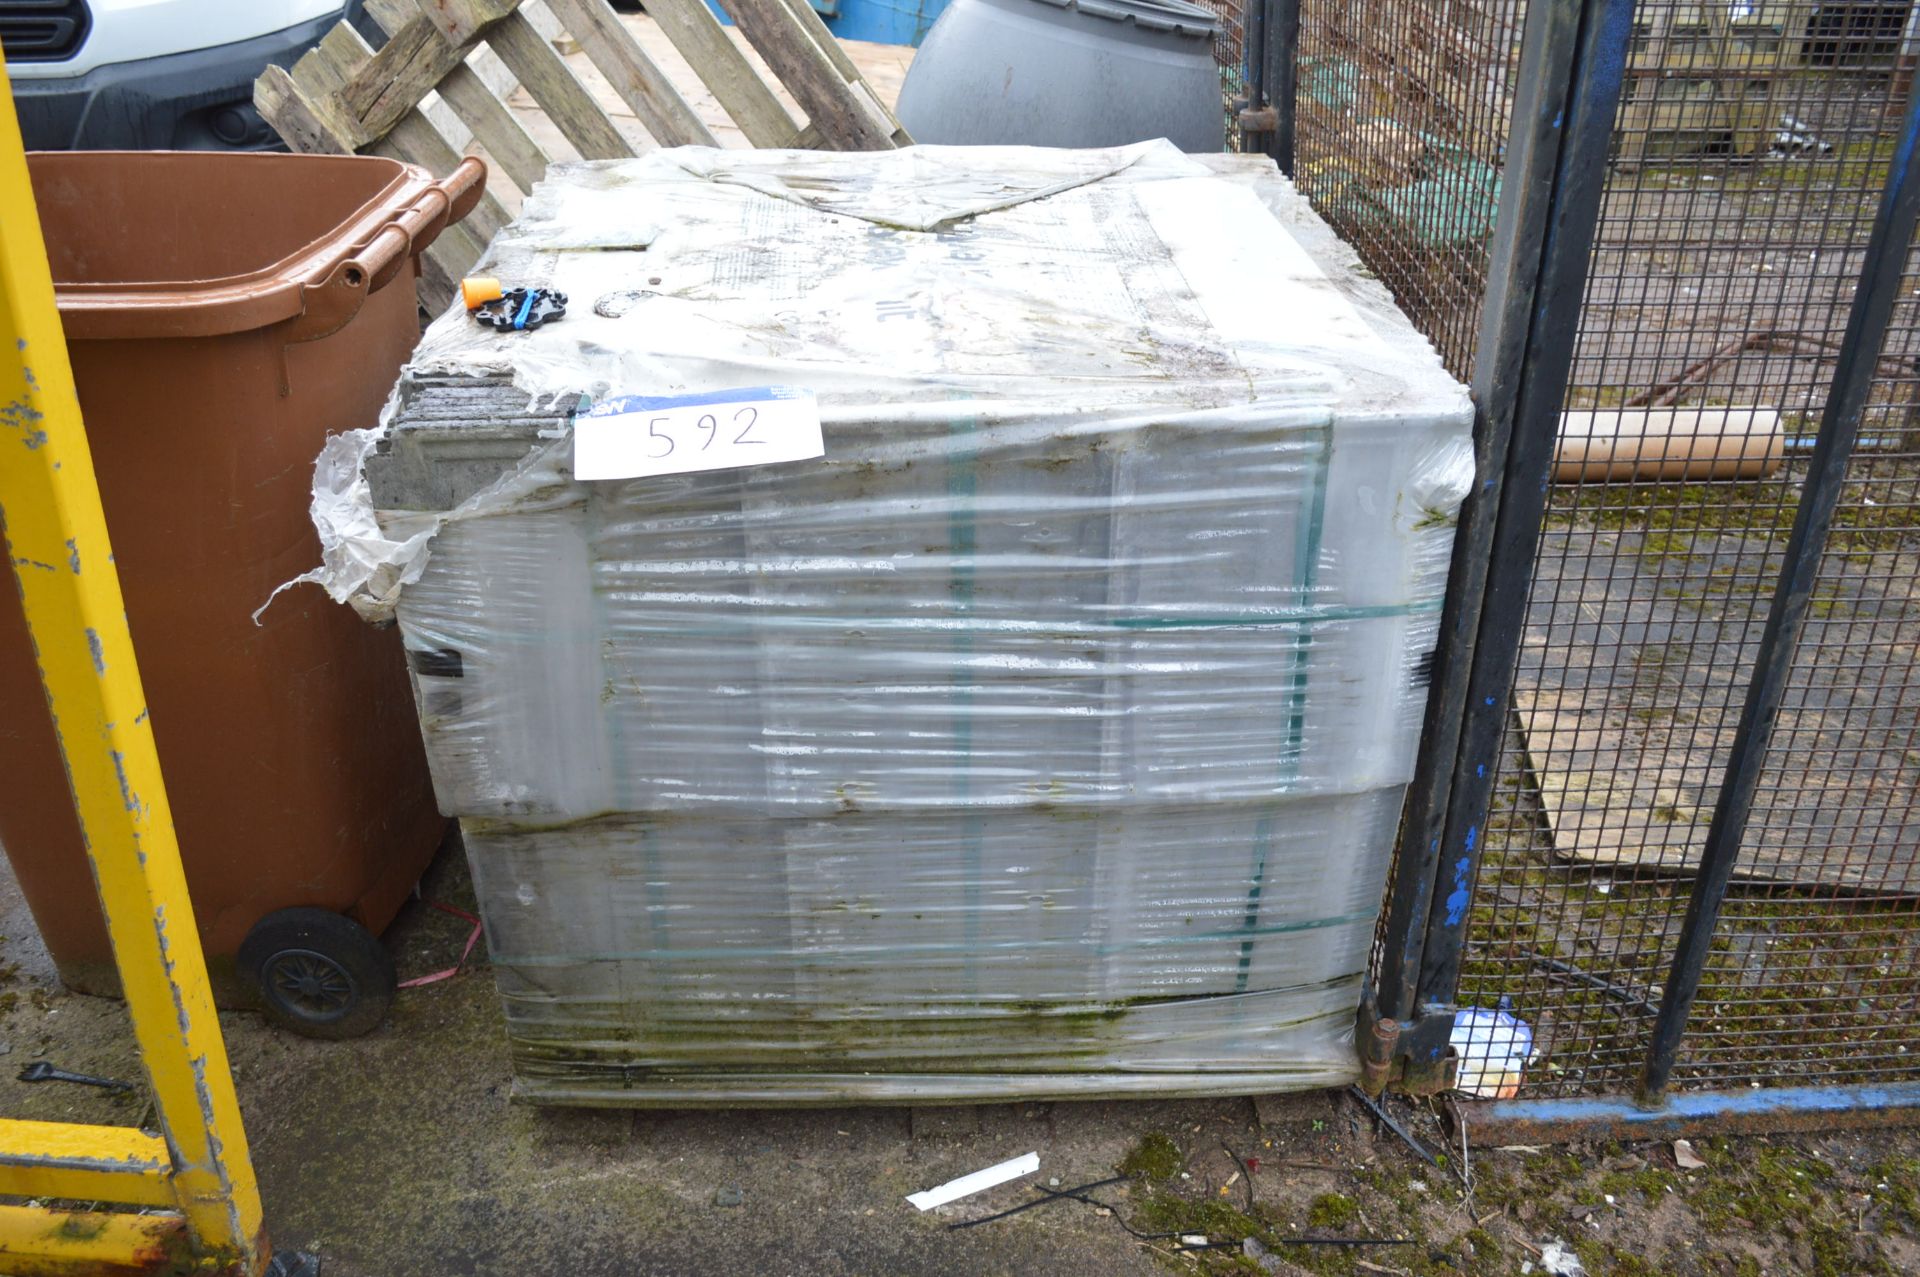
[0,151,484,1037]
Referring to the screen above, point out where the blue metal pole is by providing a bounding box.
[1365,0,1639,1091]
[1415,0,1637,1008]
[1371,0,1594,1036]
[1464,1081,1920,1145]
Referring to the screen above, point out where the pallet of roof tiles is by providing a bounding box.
[298,144,1477,1104]
[254,0,911,308]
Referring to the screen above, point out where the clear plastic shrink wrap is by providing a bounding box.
[307,142,1473,1103]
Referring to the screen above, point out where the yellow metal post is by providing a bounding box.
[0,1119,176,1207]
[0,1203,189,1277]
[0,47,267,1276]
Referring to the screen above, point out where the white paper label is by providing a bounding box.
[574,387,824,481]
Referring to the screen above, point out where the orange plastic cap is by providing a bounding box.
[461,276,503,309]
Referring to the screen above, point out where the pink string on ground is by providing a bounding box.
[398,901,483,988]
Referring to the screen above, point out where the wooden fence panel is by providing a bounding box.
[257,0,909,307]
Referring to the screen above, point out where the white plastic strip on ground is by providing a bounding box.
[905,1152,1040,1211]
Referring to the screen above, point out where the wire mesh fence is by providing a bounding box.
[1203,0,1250,149]
[1297,0,1920,1098]
[1292,0,1531,1067]
[1294,0,1528,380]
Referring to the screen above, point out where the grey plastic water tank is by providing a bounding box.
[895,0,1225,153]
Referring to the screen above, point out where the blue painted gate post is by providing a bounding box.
[1359,0,1638,1093]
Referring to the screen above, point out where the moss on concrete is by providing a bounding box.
[1119,1132,1184,1182]
[1305,1192,1359,1229]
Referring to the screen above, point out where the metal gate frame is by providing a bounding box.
[1248,0,1920,1132]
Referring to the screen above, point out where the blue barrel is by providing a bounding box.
[706,0,952,48]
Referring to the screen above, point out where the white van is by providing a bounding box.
[4,0,358,149]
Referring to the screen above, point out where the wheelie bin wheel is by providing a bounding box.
[237,908,396,1039]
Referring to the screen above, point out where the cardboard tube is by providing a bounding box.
[1555,408,1785,483]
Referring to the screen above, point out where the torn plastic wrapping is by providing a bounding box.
[287,422,563,625]
[261,424,430,624]
[324,142,1475,1102]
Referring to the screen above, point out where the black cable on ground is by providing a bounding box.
[1349,1084,1441,1167]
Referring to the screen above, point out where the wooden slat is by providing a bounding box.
[483,9,636,159]
[260,1,504,308]
[387,115,510,239]
[776,0,858,81]
[364,0,493,162]
[541,0,716,147]
[261,0,910,237]
[718,0,894,149]
[287,50,340,108]
[297,29,358,93]
[366,0,555,199]
[255,64,356,155]
[437,61,554,192]
[339,14,473,142]
[416,0,520,46]
[848,77,911,146]
[361,0,417,32]
[316,20,379,84]
[769,0,906,142]
[644,0,800,147]
[311,24,511,241]
[310,23,503,307]
[269,0,906,162]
